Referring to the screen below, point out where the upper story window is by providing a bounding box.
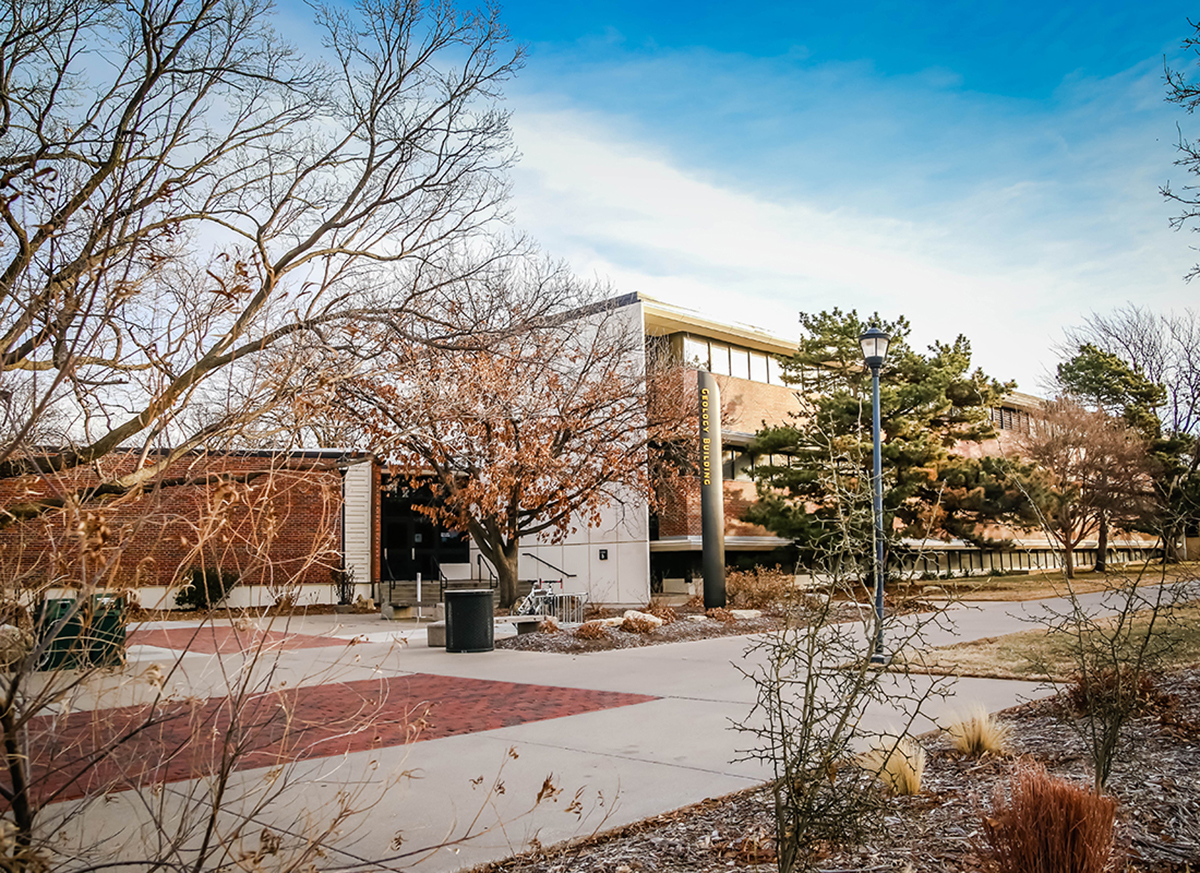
[677,333,787,386]
[991,406,1032,434]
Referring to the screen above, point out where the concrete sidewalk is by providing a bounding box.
[50,590,1181,872]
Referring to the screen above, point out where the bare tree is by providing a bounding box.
[1063,306,1200,558]
[1020,397,1157,578]
[0,0,522,519]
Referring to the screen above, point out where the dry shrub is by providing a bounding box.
[706,607,736,623]
[1065,667,1176,718]
[859,737,925,795]
[537,616,560,634]
[574,621,609,640]
[980,760,1117,873]
[645,603,678,624]
[947,704,1012,757]
[620,614,657,634]
[725,565,794,609]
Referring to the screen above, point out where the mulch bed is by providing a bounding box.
[494,611,780,654]
[493,602,878,654]
[468,667,1200,873]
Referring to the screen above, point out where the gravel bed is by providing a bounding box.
[468,666,1200,873]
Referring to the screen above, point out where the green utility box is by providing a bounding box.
[88,594,126,667]
[34,595,126,670]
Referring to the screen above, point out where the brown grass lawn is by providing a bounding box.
[899,601,1200,681]
[897,560,1200,602]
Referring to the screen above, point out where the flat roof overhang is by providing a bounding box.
[650,535,793,552]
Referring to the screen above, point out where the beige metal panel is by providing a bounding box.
[341,460,375,585]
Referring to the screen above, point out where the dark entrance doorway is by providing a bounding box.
[380,486,469,582]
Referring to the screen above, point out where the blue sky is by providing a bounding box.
[490,1,1200,391]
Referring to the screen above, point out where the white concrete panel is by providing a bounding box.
[559,544,592,596]
[616,540,651,606]
[587,498,625,541]
[439,562,472,581]
[561,521,591,546]
[615,499,649,543]
[587,544,622,604]
[519,545,566,583]
[129,582,384,610]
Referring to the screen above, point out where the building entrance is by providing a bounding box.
[380,486,469,582]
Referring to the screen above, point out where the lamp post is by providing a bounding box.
[859,326,890,664]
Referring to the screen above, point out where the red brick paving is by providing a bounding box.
[4,673,657,805]
[129,625,348,653]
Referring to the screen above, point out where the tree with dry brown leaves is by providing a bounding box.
[333,287,691,607]
[1020,397,1157,578]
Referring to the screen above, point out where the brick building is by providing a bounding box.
[2,297,1161,611]
[0,450,374,609]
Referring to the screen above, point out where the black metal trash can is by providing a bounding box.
[443,589,494,653]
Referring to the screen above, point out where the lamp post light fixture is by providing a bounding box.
[859,326,890,664]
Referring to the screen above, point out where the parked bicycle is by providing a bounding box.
[516,580,563,616]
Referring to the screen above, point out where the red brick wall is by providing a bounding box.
[656,371,798,538]
[0,453,344,593]
[713,373,801,434]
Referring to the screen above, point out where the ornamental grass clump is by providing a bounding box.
[946,704,1012,757]
[573,621,608,640]
[858,736,925,795]
[980,760,1117,873]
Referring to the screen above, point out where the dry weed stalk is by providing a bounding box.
[573,621,608,640]
[620,614,657,634]
[1030,562,1196,791]
[725,565,795,609]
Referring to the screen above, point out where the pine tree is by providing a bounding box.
[745,310,1031,573]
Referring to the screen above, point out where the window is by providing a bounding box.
[992,406,1032,434]
[674,333,789,388]
[722,449,756,481]
[749,352,768,383]
[682,335,709,369]
[767,356,784,385]
[709,342,731,375]
[730,347,750,380]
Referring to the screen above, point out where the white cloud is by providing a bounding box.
[509,90,1196,393]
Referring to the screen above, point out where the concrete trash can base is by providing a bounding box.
[444,589,494,653]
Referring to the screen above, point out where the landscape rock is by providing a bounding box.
[622,609,664,627]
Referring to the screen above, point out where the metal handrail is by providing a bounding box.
[476,554,498,586]
[439,554,498,596]
[521,552,577,581]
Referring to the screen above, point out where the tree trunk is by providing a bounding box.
[1063,542,1075,579]
[494,540,521,609]
[1095,512,1109,574]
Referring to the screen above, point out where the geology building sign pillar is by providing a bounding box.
[698,369,726,609]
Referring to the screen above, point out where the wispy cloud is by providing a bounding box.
[508,47,1195,391]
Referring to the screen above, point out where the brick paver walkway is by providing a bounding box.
[8,673,657,804]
